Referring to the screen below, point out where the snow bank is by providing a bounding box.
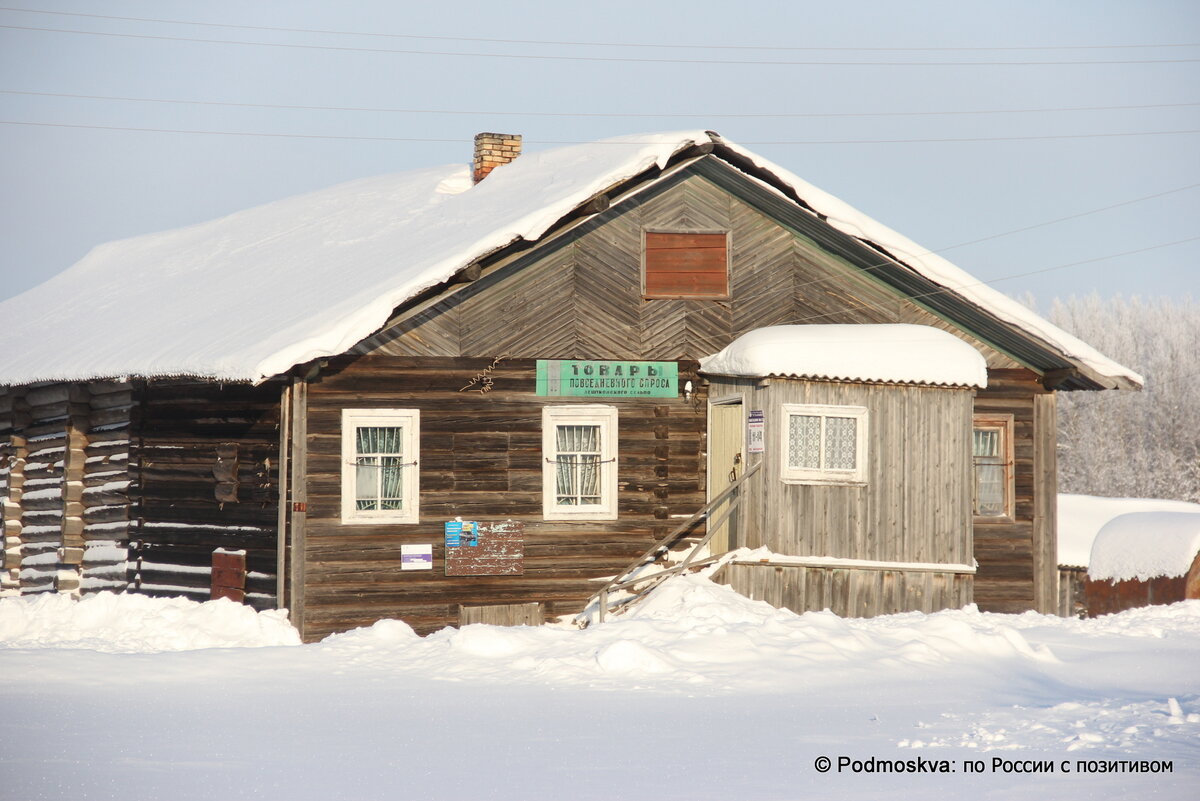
[1058,493,1200,567]
[316,575,1052,690]
[0,591,300,652]
[698,324,987,387]
[1089,511,1200,582]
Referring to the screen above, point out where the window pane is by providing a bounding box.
[556,454,578,504]
[379,456,404,510]
[357,426,404,456]
[555,424,602,506]
[824,417,857,470]
[788,415,821,469]
[356,455,379,511]
[973,429,999,458]
[976,462,1005,516]
[578,454,600,504]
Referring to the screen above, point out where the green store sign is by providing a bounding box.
[536,360,678,398]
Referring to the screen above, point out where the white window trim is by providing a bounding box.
[780,403,868,485]
[341,408,420,524]
[542,405,619,521]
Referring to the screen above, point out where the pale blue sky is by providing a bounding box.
[1,1,1197,306]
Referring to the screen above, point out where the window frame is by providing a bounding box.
[972,413,1015,521]
[642,229,731,300]
[779,403,869,486]
[340,408,420,525]
[541,405,619,521]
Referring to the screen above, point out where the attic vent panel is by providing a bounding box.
[643,231,729,299]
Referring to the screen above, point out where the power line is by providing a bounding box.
[4,24,1199,66]
[6,89,1198,120]
[786,182,1200,298]
[4,119,1200,144]
[789,235,1200,328]
[1,6,1196,53]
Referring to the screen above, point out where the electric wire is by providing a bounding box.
[5,89,1198,120]
[3,119,1199,144]
[1,6,1196,53]
[4,23,1199,66]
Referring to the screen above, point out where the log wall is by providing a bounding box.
[130,380,282,609]
[294,356,707,641]
[0,381,134,595]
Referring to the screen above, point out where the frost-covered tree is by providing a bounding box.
[1043,294,1199,502]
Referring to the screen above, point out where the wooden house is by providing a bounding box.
[0,131,1141,640]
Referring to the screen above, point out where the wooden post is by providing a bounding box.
[1032,393,1058,614]
[275,382,291,610]
[287,378,308,638]
[56,385,90,594]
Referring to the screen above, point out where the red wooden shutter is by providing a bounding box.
[644,232,728,298]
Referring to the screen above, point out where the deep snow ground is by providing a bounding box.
[1,579,1196,800]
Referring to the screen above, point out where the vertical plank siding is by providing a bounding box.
[707,376,975,617]
[716,562,973,618]
[296,356,706,640]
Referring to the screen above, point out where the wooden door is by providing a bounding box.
[707,400,744,554]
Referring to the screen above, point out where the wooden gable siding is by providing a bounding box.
[352,166,1021,370]
[972,369,1057,614]
[130,380,282,609]
[294,356,706,641]
[0,381,134,595]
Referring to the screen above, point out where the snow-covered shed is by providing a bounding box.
[0,131,1141,639]
[1084,510,1200,615]
[701,325,986,616]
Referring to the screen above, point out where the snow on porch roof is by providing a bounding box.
[0,131,1141,388]
[698,325,988,388]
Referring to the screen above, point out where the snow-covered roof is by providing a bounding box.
[1088,510,1200,582]
[698,324,987,387]
[0,131,1142,388]
[1057,493,1200,568]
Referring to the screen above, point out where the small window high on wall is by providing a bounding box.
[643,231,729,299]
[973,414,1014,518]
[341,409,420,524]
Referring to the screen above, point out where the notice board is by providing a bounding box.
[445,520,525,576]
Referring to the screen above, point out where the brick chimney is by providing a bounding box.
[473,132,522,183]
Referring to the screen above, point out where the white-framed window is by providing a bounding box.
[780,403,868,485]
[341,409,420,524]
[542,405,618,520]
[973,414,1014,519]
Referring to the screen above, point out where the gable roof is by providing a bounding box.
[0,131,1141,390]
